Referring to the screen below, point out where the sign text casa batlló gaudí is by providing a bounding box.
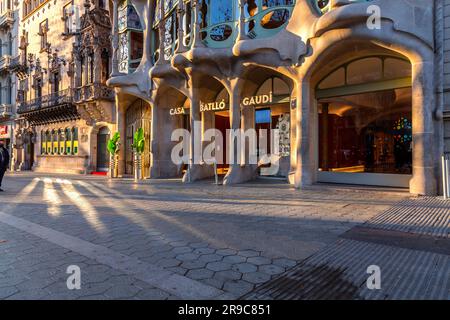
[169,92,274,116]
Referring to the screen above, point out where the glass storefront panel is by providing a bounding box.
[318,88,412,175]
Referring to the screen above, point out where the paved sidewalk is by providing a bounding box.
[0,172,414,299]
[244,197,450,300]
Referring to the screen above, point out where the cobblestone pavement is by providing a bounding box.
[0,172,409,299]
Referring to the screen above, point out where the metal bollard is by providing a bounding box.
[213,160,218,185]
[442,154,450,199]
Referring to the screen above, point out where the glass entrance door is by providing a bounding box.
[97,127,110,171]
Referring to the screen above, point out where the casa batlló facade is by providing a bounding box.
[12,0,114,174]
[106,0,448,196]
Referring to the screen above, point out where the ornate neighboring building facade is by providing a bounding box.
[107,0,446,196]
[12,0,114,173]
[0,0,18,169]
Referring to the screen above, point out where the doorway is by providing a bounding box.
[215,111,230,176]
[255,103,291,177]
[96,126,110,172]
[125,99,151,176]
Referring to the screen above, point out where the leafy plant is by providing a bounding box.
[107,132,120,155]
[132,128,145,154]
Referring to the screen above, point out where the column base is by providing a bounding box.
[182,164,215,183]
[409,166,437,196]
[294,164,315,189]
[223,164,258,185]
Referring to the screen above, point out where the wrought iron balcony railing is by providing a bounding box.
[17,89,74,114]
[74,83,115,102]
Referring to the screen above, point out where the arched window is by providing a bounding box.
[316,56,412,97]
[316,55,413,181]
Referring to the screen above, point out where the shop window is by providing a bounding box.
[317,56,411,92]
[65,128,72,154]
[41,130,46,154]
[72,127,79,154]
[347,57,382,85]
[52,130,58,154]
[318,68,345,90]
[46,130,51,154]
[317,56,413,176]
[58,129,65,154]
[384,58,411,80]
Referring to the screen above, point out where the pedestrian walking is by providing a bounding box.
[0,141,10,192]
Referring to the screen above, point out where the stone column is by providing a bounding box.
[191,0,204,48]
[149,103,160,178]
[294,78,315,188]
[182,85,204,182]
[93,46,101,84]
[111,0,119,76]
[157,0,166,64]
[409,59,437,195]
[84,54,89,86]
[223,79,256,185]
[321,103,329,171]
[237,0,247,41]
[116,95,126,176]
[175,0,187,54]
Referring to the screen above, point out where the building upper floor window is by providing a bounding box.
[39,19,49,50]
[23,0,50,19]
[63,2,74,35]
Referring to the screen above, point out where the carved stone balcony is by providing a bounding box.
[9,55,28,78]
[0,55,11,73]
[0,104,13,120]
[74,83,115,103]
[0,9,14,31]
